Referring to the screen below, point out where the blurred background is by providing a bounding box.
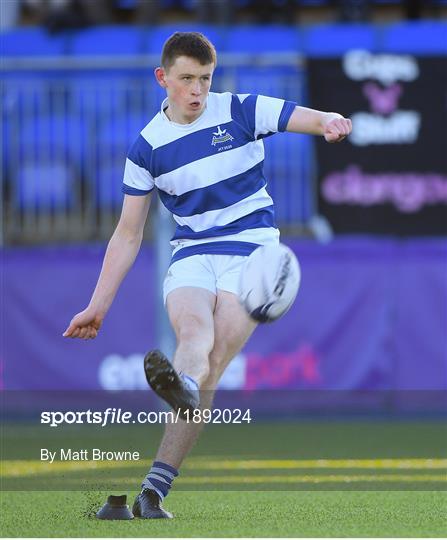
[2,0,446,402]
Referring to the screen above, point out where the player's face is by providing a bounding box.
[156,56,214,124]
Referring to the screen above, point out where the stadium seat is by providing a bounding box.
[92,113,147,208]
[220,26,302,101]
[143,24,225,54]
[381,21,447,54]
[93,162,126,209]
[68,75,130,117]
[223,25,301,53]
[69,25,145,56]
[263,132,313,224]
[304,23,377,56]
[98,112,148,148]
[13,113,84,211]
[227,64,301,101]
[19,114,87,166]
[67,26,151,118]
[0,27,68,57]
[13,160,76,210]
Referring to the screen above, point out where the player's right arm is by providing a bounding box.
[63,193,152,339]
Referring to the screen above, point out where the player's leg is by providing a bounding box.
[153,288,256,467]
[167,286,216,384]
[135,285,216,518]
[204,255,258,387]
[145,286,216,469]
[136,288,256,518]
[144,258,217,416]
[204,289,257,388]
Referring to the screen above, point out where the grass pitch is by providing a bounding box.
[1,420,446,537]
[1,490,446,537]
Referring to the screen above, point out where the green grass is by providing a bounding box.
[1,490,446,537]
[2,421,446,537]
[4,420,447,461]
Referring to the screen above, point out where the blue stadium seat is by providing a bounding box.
[68,27,150,118]
[304,24,377,56]
[382,21,447,54]
[68,75,129,117]
[221,26,302,101]
[264,132,313,224]
[228,65,300,100]
[69,25,144,56]
[13,160,76,210]
[19,115,87,165]
[0,27,68,57]
[94,162,126,209]
[98,113,147,148]
[143,24,225,54]
[92,113,147,208]
[224,26,301,53]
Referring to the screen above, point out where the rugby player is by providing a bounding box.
[63,31,352,518]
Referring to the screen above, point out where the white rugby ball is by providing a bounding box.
[238,243,301,323]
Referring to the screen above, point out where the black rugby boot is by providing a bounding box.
[143,349,200,420]
[132,489,173,519]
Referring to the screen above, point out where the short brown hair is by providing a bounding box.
[161,32,217,70]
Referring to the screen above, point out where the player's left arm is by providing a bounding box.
[285,106,352,143]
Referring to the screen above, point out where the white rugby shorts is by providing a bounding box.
[163,254,247,304]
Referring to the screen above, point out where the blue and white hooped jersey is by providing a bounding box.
[122,92,296,263]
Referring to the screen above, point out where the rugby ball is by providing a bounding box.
[238,243,301,323]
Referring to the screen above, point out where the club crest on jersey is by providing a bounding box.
[211,126,234,146]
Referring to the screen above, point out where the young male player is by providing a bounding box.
[63,32,352,518]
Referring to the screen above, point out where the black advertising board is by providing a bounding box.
[308,52,447,236]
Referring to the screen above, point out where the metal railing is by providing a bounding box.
[1,53,315,245]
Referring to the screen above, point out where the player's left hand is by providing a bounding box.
[323,116,352,143]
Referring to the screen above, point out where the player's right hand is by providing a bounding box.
[63,308,103,340]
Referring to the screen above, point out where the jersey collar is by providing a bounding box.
[160,97,208,128]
